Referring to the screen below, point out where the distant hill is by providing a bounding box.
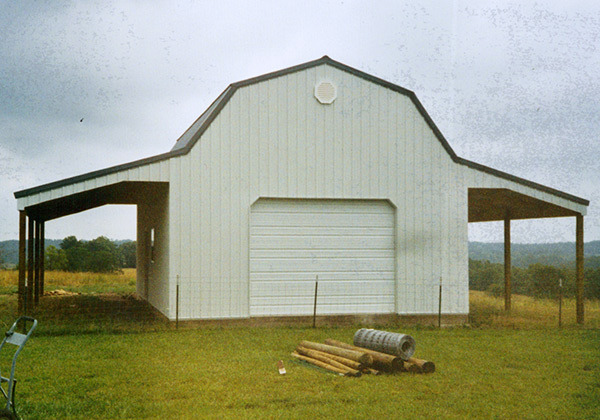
[0,239,63,268]
[468,240,600,268]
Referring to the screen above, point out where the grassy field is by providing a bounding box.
[0,270,597,419]
[469,290,600,329]
[0,269,137,295]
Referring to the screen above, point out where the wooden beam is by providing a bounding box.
[40,221,45,298]
[504,211,511,311]
[27,217,34,310]
[34,220,41,305]
[17,211,26,314]
[576,214,584,324]
[468,188,580,222]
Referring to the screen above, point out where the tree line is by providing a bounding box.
[469,258,600,300]
[6,236,600,300]
[45,236,136,273]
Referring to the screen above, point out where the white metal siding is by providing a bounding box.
[249,199,395,316]
[137,189,170,316]
[168,63,467,320]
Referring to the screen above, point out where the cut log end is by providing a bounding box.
[420,361,435,373]
[407,357,436,374]
[358,353,373,366]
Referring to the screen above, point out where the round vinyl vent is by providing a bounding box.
[314,81,337,104]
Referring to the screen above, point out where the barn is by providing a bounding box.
[14,56,589,323]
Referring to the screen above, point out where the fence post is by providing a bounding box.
[312,276,319,328]
[438,277,442,328]
[176,275,180,329]
[558,278,563,328]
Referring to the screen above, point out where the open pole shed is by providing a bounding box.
[14,56,589,324]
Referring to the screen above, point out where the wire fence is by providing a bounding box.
[14,273,465,325]
[170,276,466,320]
[30,290,161,323]
[5,271,592,331]
[5,269,161,328]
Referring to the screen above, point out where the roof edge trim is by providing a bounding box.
[170,55,461,160]
[14,150,182,199]
[458,157,589,206]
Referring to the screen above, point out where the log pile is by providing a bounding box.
[291,338,435,376]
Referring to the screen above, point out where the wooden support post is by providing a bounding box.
[27,217,34,311]
[40,221,45,297]
[17,211,26,314]
[576,214,584,324]
[504,212,511,312]
[34,220,41,305]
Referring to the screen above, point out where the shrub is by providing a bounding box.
[487,283,504,298]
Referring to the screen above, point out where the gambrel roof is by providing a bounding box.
[15,56,589,213]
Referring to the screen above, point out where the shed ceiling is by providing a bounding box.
[468,188,580,223]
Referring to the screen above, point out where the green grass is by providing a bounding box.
[469,290,600,329]
[0,269,137,296]
[8,327,600,419]
[0,270,598,419]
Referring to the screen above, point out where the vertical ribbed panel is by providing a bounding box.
[137,186,169,315]
[167,63,463,319]
[93,63,585,320]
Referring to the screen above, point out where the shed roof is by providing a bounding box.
[14,56,589,212]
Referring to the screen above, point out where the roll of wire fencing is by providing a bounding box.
[353,328,416,360]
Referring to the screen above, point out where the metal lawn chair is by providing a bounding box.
[0,317,37,420]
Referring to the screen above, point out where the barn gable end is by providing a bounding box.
[168,61,467,319]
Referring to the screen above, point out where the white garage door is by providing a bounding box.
[249,199,396,316]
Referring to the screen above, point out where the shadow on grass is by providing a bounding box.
[0,293,170,336]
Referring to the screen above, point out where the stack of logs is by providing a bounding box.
[291,339,435,377]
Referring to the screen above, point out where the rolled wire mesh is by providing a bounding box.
[353,328,416,360]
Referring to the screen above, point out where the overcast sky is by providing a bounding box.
[1,1,598,244]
